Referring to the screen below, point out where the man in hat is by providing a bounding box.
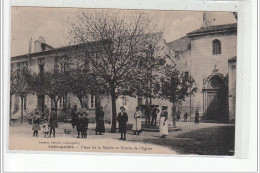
[117,106,128,140]
[151,107,160,126]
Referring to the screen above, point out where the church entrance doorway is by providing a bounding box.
[203,74,228,122]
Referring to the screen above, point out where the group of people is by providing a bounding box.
[31,107,58,138]
[144,107,160,128]
[70,105,88,138]
[118,105,169,140]
[175,110,200,124]
[30,103,200,139]
[70,105,105,138]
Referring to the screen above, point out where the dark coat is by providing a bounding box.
[32,114,41,130]
[152,108,159,118]
[95,109,105,133]
[117,112,128,133]
[195,112,199,122]
[76,116,82,131]
[81,117,88,132]
[145,108,151,117]
[177,111,181,119]
[49,111,58,128]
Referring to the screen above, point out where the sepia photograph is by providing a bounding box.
[9,7,238,155]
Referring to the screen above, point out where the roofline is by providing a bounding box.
[187,24,237,38]
[187,29,237,37]
[11,32,164,61]
[11,43,82,61]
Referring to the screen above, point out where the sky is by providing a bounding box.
[11,7,237,57]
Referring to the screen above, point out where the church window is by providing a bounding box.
[212,39,221,55]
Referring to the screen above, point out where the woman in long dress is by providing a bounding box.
[132,106,142,135]
[159,106,168,138]
[95,106,105,135]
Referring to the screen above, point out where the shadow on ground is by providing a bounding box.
[129,126,235,155]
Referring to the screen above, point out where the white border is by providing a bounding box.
[2,0,258,172]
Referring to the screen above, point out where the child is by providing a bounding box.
[42,120,49,137]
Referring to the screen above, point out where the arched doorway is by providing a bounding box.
[203,74,228,122]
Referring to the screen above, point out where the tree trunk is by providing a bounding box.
[110,85,117,133]
[20,96,24,124]
[78,96,83,108]
[172,102,176,127]
[54,99,58,116]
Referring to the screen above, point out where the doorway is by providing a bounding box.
[204,75,228,122]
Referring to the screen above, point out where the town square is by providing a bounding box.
[9,7,237,155]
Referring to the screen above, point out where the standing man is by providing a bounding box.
[49,108,58,138]
[176,110,181,122]
[195,110,199,124]
[151,107,159,126]
[117,106,128,140]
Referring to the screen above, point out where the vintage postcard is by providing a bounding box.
[9,7,237,155]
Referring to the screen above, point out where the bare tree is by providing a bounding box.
[28,71,69,115]
[67,10,162,132]
[10,67,30,123]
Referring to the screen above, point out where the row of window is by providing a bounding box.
[13,39,222,72]
[13,57,70,74]
[13,94,97,112]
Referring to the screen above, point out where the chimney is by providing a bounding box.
[201,12,215,27]
[34,36,46,53]
[28,37,32,54]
